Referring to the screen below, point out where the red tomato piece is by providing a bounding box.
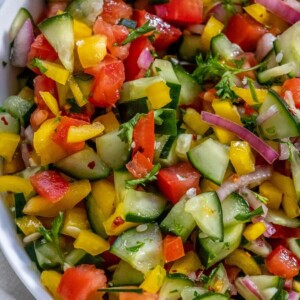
[119,292,158,300]
[101,0,133,25]
[270,224,300,239]
[265,245,300,279]
[126,152,154,179]
[87,56,125,107]
[154,0,203,25]
[226,14,267,52]
[281,78,300,109]
[132,111,155,162]
[30,108,49,131]
[157,162,200,204]
[57,265,107,300]
[29,170,69,203]
[163,235,185,263]
[132,10,182,51]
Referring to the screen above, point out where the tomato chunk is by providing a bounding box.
[157,162,200,204]
[101,0,133,25]
[57,265,107,300]
[281,78,300,109]
[163,235,185,263]
[30,170,69,203]
[34,75,57,109]
[126,152,154,179]
[270,224,300,239]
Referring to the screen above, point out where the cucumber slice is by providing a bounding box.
[235,277,264,300]
[196,293,229,300]
[54,147,110,180]
[155,109,177,136]
[9,7,33,41]
[154,135,179,167]
[0,112,19,134]
[244,237,272,258]
[188,138,229,185]
[289,143,300,200]
[181,287,207,300]
[206,263,230,294]
[114,169,133,204]
[288,238,300,259]
[39,13,74,71]
[64,248,102,267]
[211,33,240,61]
[185,192,223,241]
[265,209,300,228]
[179,34,202,62]
[249,275,281,290]
[110,223,163,274]
[258,89,300,140]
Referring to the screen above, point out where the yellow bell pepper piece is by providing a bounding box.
[259,181,282,210]
[200,16,224,52]
[41,270,63,300]
[3,148,25,174]
[270,172,300,218]
[73,19,92,41]
[140,265,166,294]
[93,111,120,134]
[68,75,87,107]
[0,132,20,161]
[15,216,43,236]
[292,281,300,294]
[231,86,267,105]
[103,203,139,236]
[0,175,33,196]
[74,230,110,256]
[244,4,270,25]
[201,178,219,192]
[229,141,255,175]
[183,108,210,135]
[39,91,60,116]
[146,81,172,109]
[33,118,68,166]
[61,207,90,238]
[56,82,70,108]
[18,86,34,101]
[243,222,266,241]
[169,251,203,275]
[23,180,91,217]
[67,122,104,143]
[77,35,107,68]
[225,249,261,275]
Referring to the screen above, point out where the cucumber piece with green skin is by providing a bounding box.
[185,192,223,241]
[9,7,33,41]
[64,248,103,267]
[258,89,300,140]
[39,13,74,71]
[188,138,229,185]
[110,223,163,275]
[54,147,110,180]
[123,189,167,223]
[288,238,300,259]
[289,143,300,200]
[154,135,179,167]
[160,197,196,242]
[197,223,244,268]
[0,112,19,134]
[196,293,229,300]
[265,209,300,228]
[155,109,177,136]
[181,287,207,300]
[249,275,281,290]
[114,169,133,204]
[206,263,230,294]
[67,0,103,27]
[243,237,272,258]
[158,273,194,300]
[179,34,202,62]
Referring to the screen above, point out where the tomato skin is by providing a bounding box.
[29,170,69,202]
[157,162,201,204]
[270,224,300,239]
[126,152,153,179]
[34,75,57,110]
[265,245,300,279]
[163,235,185,263]
[154,0,203,25]
[57,265,107,300]
[101,0,133,25]
[282,78,300,109]
[226,14,267,52]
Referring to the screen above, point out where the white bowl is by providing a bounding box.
[0,1,52,299]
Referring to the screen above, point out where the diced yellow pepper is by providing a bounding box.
[39,60,70,85]
[3,147,25,174]
[140,265,166,294]
[39,91,60,116]
[33,118,68,166]
[0,132,20,161]
[61,207,90,238]
[225,249,261,275]
[18,86,34,101]
[93,111,120,134]
[201,178,219,192]
[231,86,267,105]
[200,16,224,52]
[229,141,255,175]
[259,181,282,210]
[74,230,110,256]
[56,82,70,108]
[244,4,270,25]
[292,280,300,294]
[41,270,63,300]
[103,203,139,236]
[0,175,33,197]
[15,216,43,236]
[183,108,210,135]
[146,81,172,109]
[77,35,107,68]
[169,251,203,275]
[243,222,266,241]
[67,122,104,143]
[73,19,92,41]
[68,75,87,107]
[23,180,91,217]
[270,172,300,218]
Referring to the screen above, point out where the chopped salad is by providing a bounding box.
[2,0,300,299]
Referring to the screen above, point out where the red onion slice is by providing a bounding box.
[137,47,154,70]
[288,291,300,300]
[236,277,264,300]
[256,33,276,62]
[201,111,279,164]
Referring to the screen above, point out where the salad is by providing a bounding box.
[1,0,300,299]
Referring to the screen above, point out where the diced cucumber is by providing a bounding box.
[289,143,300,200]
[261,49,277,69]
[0,112,19,134]
[249,275,281,290]
[111,260,144,286]
[64,248,103,267]
[196,293,229,300]
[96,129,130,170]
[206,263,230,294]
[181,287,207,300]
[243,237,272,258]
[73,73,94,97]
[188,138,229,185]
[16,166,46,179]
[261,288,279,300]
[211,33,240,61]
[67,0,104,27]
[54,147,110,180]
[265,209,300,228]
[123,189,167,223]
[197,223,244,268]
[235,277,264,300]
[114,169,133,204]
[185,192,223,241]
[117,98,149,123]
[154,135,179,167]
[288,238,300,259]
[158,273,194,300]
[9,7,33,41]
[258,89,300,140]
[110,223,163,274]
[179,34,202,62]
[160,197,196,242]
[39,13,74,71]
[155,109,177,136]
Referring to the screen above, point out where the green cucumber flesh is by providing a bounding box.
[64,248,103,267]
[0,112,19,134]
[288,238,300,259]
[211,33,240,61]
[289,144,300,200]
[179,34,202,62]
[114,169,133,205]
[265,209,300,228]
[181,287,207,300]
[9,7,33,41]
[154,135,179,167]
[155,109,177,136]
[206,263,230,294]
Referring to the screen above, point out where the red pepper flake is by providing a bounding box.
[1,116,8,126]
[88,161,96,169]
[113,216,125,227]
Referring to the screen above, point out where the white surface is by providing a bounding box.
[0,1,52,299]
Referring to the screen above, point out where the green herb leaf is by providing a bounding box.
[31,58,48,74]
[235,206,264,221]
[215,72,237,99]
[221,0,236,14]
[118,113,144,144]
[241,114,257,134]
[247,78,259,103]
